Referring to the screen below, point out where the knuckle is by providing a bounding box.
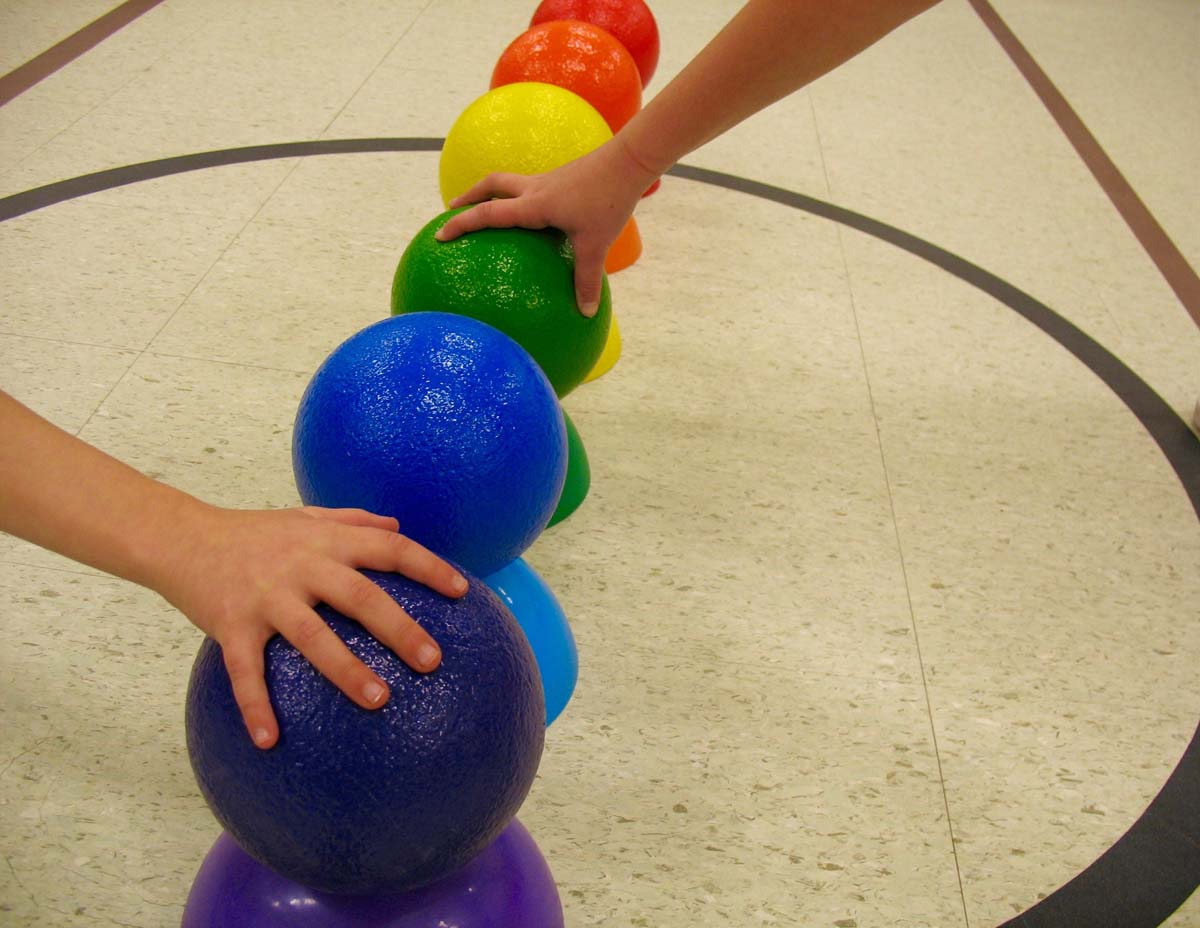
[222,648,254,682]
[235,692,271,718]
[291,613,330,648]
[344,574,382,611]
[389,532,417,560]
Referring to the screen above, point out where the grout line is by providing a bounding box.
[317,0,440,138]
[811,81,971,924]
[0,0,167,107]
[73,164,310,438]
[834,226,973,927]
[968,0,1200,331]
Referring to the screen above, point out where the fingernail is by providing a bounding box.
[253,728,272,748]
[363,681,387,705]
[452,574,468,595]
[417,643,441,670]
[581,301,598,318]
[434,228,448,241]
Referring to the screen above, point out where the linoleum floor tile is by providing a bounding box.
[0,196,245,351]
[73,352,308,512]
[934,692,1198,928]
[0,95,95,178]
[95,2,424,145]
[524,649,964,927]
[842,231,1186,480]
[889,447,1200,708]
[0,103,302,218]
[0,561,210,928]
[988,0,1200,269]
[0,0,118,73]
[0,0,204,114]
[148,211,404,373]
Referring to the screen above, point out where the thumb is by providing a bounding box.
[572,244,607,318]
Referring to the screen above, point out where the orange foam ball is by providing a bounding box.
[605,216,642,274]
[531,0,660,89]
[492,20,642,134]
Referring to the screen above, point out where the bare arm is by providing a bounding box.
[437,0,941,313]
[0,390,467,748]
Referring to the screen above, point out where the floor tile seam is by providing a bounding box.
[830,212,972,924]
[70,233,262,439]
[124,154,330,398]
[0,331,141,358]
[131,348,311,379]
[317,0,440,140]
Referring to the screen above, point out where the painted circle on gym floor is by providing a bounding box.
[2,139,1195,928]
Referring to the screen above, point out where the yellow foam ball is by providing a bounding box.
[440,82,613,206]
[582,312,621,383]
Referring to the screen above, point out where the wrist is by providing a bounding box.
[122,485,217,603]
[609,130,669,195]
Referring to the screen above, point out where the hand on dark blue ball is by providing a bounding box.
[154,503,468,750]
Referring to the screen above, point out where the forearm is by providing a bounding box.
[0,390,205,591]
[617,0,940,176]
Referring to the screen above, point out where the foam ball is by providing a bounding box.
[181,821,564,927]
[391,209,611,398]
[440,82,611,206]
[483,558,578,726]
[531,0,660,87]
[185,570,546,895]
[293,313,566,576]
[492,20,642,133]
[605,216,642,273]
[583,312,621,383]
[548,410,590,528]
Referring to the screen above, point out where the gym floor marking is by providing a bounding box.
[0,0,167,107]
[1,139,1195,927]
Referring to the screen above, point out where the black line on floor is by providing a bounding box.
[1,140,1196,928]
[668,162,1200,928]
[0,139,445,222]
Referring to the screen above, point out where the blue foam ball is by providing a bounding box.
[483,558,578,727]
[293,313,567,576]
[184,570,546,895]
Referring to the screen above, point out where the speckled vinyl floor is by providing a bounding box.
[1,2,1198,926]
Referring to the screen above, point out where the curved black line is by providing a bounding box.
[1,140,1196,927]
[0,138,444,222]
[668,164,1200,928]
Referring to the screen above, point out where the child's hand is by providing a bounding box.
[436,139,658,317]
[157,503,468,749]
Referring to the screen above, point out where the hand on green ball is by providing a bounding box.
[436,139,656,318]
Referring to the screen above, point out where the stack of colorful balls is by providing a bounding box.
[179,1,659,925]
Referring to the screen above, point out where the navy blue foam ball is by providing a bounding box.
[184,570,546,895]
[292,312,567,577]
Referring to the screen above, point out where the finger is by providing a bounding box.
[336,528,468,599]
[222,637,279,750]
[436,197,538,243]
[316,565,443,674]
[305,507,400,533]
[573,242,609,318]
[276,600,394,708]
[445,171,528,208]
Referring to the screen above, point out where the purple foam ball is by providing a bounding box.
[182,820,564,927]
